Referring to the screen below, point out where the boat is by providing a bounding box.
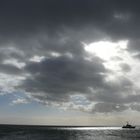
[122,122,135,128]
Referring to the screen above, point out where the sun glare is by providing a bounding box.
[84,40,128,61]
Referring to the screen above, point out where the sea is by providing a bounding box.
[0,124,140,140]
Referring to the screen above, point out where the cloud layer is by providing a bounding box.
[1,0,140,113]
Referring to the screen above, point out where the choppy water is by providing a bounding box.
[0,125,140,140]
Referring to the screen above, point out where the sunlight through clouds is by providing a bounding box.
[84,40,128,61]
[84,40,130,75]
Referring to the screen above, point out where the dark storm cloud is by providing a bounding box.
[0,0,140,55]
[20,55,106,102]
[0,0,140,41]
[0,0,139,62]
[1,0,140,113]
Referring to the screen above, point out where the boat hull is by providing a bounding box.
[122,126,135,128]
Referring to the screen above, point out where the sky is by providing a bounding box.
[1,0,140,126]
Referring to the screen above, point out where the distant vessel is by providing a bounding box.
[122,122,135,128]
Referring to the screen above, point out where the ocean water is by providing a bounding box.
[0,125,140,140]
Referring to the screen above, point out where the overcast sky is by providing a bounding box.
[1,0,140,125]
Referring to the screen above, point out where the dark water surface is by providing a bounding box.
[0,125,140,140]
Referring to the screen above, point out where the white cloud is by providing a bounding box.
[0,72,26,97]
[3,59,26,69]
[29,55,45,62]
[11,98,29,105]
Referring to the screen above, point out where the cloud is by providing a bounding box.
[0,63,22,75]
[93,102,128,113]
[11,98,29,105]
[0,0,139,42]
[0,0,140,114]
[119,63,131,72]
[19,55,107,102]
[130,104,140,112]
[0,0,140,59]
